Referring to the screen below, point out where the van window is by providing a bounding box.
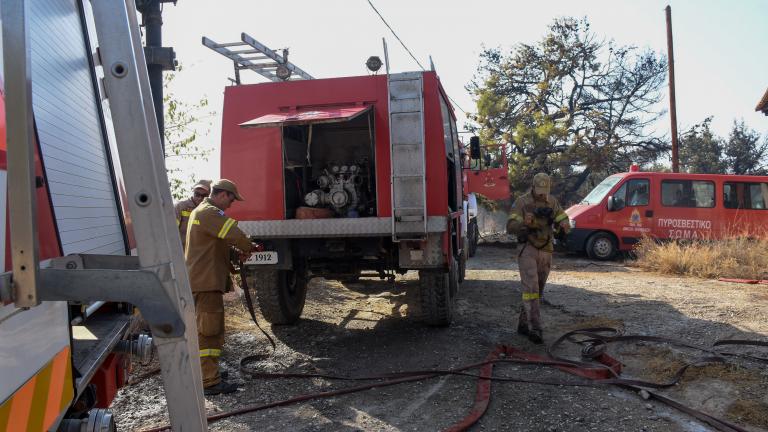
[581,175,622,205]
[614,179,649,207]
[724,182,768,210]
[661,180,715,208]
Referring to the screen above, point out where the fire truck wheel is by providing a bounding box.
[459,249,467,283]
[468,220,479,257]
[249,269,307,325]
[449,257,460,298]
[418,269,454,326]
[586,232,617,261]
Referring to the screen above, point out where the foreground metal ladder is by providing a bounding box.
[387,71,428,241]
[2,0,207,429]
[202,32,313,83]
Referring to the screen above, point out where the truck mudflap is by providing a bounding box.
[239,216,448,239]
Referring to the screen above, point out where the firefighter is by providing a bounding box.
[506,173,570,344]
[185,179,253,395]
[175,179,212,250]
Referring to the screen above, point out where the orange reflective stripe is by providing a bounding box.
[0,397,12,432]
[27,362,53,432]
[6,375,35,432]
[0,346,74,432]
[45,347,72,428]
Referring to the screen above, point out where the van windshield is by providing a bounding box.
[580,175,622,205]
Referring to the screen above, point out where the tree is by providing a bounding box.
[679,117,726,174]
[724,119,767,175]
[468,17,669,199]
[163,66,213,200]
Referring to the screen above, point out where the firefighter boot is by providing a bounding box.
[528,328,543,344]
[204,379,238,396]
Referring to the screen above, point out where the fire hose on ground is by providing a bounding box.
[138,265,768,432]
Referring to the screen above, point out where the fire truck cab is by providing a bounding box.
[220,70,465,326]
[565,167,768,260]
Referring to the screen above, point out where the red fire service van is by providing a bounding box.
[565,166,768,260]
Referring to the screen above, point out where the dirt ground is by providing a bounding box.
[113,244,768,432]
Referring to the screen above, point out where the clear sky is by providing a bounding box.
[161,0,768,181]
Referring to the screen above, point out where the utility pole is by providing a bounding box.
[136,0,177,153]
[665,5,680,173]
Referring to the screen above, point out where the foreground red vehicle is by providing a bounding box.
[220,71,466,325]
[565,167,768,259]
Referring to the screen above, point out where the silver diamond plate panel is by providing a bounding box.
[240,216,447,239]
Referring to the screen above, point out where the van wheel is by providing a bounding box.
[586,232,617,261]
[248,268,307,324]
[418,269,454,326]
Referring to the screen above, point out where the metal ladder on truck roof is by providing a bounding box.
[202,33,314,84]
[1,0,207,429]
[387,71,428,241]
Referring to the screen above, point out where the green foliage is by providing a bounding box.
[679,117,727,174]
[474,193,499,212]
[468,17,669,200]
[724,119,767,175]
[164,66,214,200]
[678,118,766,175]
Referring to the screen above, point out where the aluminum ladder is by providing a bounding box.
[202,33,313,83]
[387,71,428,241]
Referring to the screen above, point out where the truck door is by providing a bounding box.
[606,177,652,248]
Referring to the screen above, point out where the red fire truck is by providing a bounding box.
[1,2,207,430]
[462,140,511,256]
[565,166,768,260]
[212,47,466,326]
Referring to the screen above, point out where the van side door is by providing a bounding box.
[605,178,652,248]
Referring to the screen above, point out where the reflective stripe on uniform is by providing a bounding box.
[193,219,200,225]
[199,348,222,357]
[522,292,540,301]
[508,214,523,221]
[217,218,236,239]
[181,210,192,217]
[176,219,180,226]
[0,346,74,432]
[554,212,568,223]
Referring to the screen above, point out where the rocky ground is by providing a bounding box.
[113,244,768,432]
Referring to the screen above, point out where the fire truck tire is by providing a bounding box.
[459,248,467,283]
[249,269,307,325]
[586,232,617,261]
[418,269,454,326]
[468,220,479,257]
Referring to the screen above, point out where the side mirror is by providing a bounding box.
[607,196,625,212]
[469,136,481,160]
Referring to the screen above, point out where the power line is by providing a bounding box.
[365,0,426,71]
[365,0,470,117]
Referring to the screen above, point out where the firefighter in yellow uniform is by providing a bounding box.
[174,179,211,250]
[506,173,570,344]
[185,179,253,395]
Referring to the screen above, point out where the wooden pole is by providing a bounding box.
[666,5,680,172]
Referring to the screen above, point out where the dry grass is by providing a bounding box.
[634,237,768,280]
[727,399,768,430]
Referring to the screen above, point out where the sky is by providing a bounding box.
[161,0,768,182]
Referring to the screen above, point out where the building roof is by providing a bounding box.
[757,88,768,115]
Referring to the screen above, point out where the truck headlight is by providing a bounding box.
[569,219,576,229]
